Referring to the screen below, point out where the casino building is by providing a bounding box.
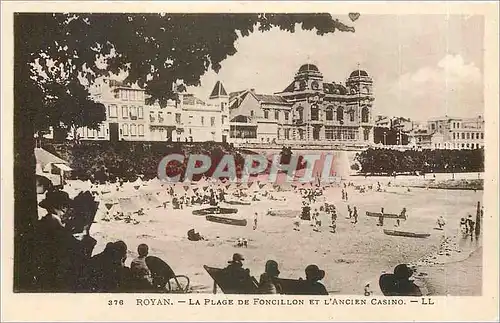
[228,64,375,148]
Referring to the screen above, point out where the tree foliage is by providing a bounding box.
[355,148,484,175]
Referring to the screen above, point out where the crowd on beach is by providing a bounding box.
[33,164,481,296]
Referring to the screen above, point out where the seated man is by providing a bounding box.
[379,264,422,296]
[301,264,328,295]
[223,253,251,284]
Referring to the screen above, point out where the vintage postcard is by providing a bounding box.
[1,1,499,322]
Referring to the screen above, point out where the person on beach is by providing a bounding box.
[341,189,345,201]
[436,216,446,229]
[347,205,352,219]
[130,244,153,290]
[378,208,385,226]
[253,212,258,230]
[224,253,251,284]
[330,218,337,233]
[460,217,467,234]
[293,215,301,231]
[302,264,328,295]
[352,206,358,224]
[467,215,475,237]
[400,208,407,220]
[379,264,422,296]
[258,260,282,294]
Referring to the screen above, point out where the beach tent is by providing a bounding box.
[119,197,140,215]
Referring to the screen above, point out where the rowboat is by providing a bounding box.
[366,211,405,219]
[192,207,238,216]
[206,215,247,226]
[224,200,251,206]
[383,229,430,238]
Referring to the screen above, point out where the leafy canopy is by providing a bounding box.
[16,13,355,132]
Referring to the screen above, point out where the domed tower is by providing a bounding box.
[346,69,375,143]
[293,64,324,92]
[346,69,373,95]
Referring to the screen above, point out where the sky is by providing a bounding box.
[188,14,484,121]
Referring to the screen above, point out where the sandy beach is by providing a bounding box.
[84,175,483,296]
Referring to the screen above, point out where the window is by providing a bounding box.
[325,126,334,140]
[222,115,226,125]
[326,107,333,121]
[138,124,144,136]
[130,124,137,136]
[221,102,225,111]
[349,110,355,122]
[250,110,254,117]
[122,106,128,118]
[264,110,269,119]
[158,111,164,123]
[98,124,105,138]
[189,128,192,135]
[476,133,479,139]
[284,111,289,121]
[138,106,144,119]
[481,133,484,139]
[310,105,319,121]
[462,133,465,139]
[457,123,460,129]
[364,129,370,141]
[275,110,279,120]
[466,133,470,140]
[453,122,456,129]
[296,107,304,122]
[129,90,135,101]
[453,132,456,140]
[211,117,215,127]
[122,124,129,136]
[108,104,118,118]
[86,128,94,138]
[121,90,128,100]
[175,113,181,124]
[431,124,435,130]
[114,90,120,99]
[284,128,290,139]
[361,107,369,123]
[137,91,144,101]
[201,116,205,125]
[130,106,138,120]
[336,107,344,122]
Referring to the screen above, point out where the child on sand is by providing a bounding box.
[352,206,358,224]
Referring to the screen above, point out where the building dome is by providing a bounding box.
[298,64,320,73]
[350,70,369,78]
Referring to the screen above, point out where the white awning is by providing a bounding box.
[54,163,72,171]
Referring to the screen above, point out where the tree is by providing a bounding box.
[14,13,356,290]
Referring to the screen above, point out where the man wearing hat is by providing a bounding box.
[303,264,328,295]
[224,253,251,285]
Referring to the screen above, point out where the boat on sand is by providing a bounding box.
[366,211,405,219]
[192,207,238,216]
[205,215,247,227]
[383,229,430,238]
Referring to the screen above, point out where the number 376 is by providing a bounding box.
[108,300,124,306]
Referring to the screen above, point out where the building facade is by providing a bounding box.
[408,116,484,150]
[228,64,375,147]
[77,79,229,142]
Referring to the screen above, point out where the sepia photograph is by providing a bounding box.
[2,2,499,322]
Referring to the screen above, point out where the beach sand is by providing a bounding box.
[87,178,483,295]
